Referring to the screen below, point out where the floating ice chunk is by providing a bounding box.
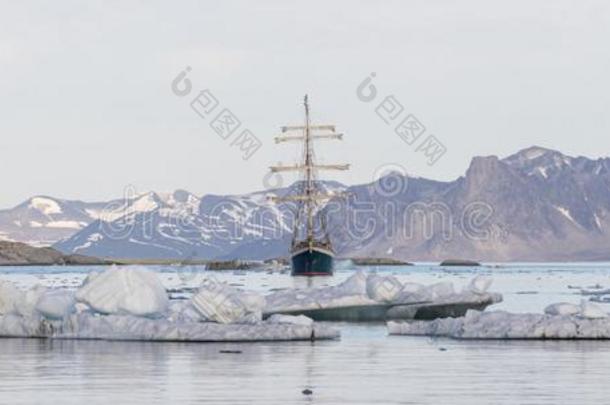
[401,282,426,294]
[165,301,203,323]
[264,274,501,320]
[580,300,608,319]
[337,271,368,296]
[16,286,47,318]
[74,302,91,314]
[75,266,169,317]
[81,271,100,287]
[266,314,314,327]
[544,302,580,316]
[425,282,454,299]
[324,294,377,308]
[465,275,493,294]
[240,291,266,314]
[233,312,263,325]
[580,288,610,296]
[0,312,339,342]
[264,273,378,314]
[190,279,264,324]
[0,281,23,315]
[264,288,376,313]
[366,275,403,302]
[391,282,432,305]
[35,291,75,320]
[191,286,246,324]
[388,308,610,339]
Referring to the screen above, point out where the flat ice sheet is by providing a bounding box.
[388,309,610,339]
[0,312,339,342]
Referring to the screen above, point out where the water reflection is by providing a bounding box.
[291,275,334,290]
[1,330,610,404]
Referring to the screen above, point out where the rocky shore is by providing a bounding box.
[0,241,109,266]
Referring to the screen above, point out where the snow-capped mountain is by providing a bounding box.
[0,191,200,248]
[5,146,610,261]
[54,182,345,260]
[0,196,113,247]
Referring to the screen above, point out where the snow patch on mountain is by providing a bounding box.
[594,214,603,229]
[28,197,63,215]
[73,233,104,252]
[555,206,577,224]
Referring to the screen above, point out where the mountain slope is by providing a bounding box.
[0,241,108,266]
[0,196,115,247]
[353,147,610,261]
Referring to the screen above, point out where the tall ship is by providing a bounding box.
[270,95,349,276]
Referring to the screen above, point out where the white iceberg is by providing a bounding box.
[16,285,48,318]
[75,266,169,317]
[264,273,501,322]
[426,282,455,299]
[266,314,314,327]
[544,302,580,316]
[580,300,608,319]
[366,274,403,302]
[0,272,338,342]
[336,270,368,295]
[0,312,339,342]
[264,272,378,313]
[0,281,23,315]
[464,275,493,294]
[401,282,426,295]
[35,290,75,320]
[189,278,266,324]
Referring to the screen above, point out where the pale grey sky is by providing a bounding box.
[1,0,609,208]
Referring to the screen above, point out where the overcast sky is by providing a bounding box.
[1,0,609,208]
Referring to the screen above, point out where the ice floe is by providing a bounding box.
[75,266,169,317]
[266,314,314,327]
[0,267,338,342]
[264,271,502,321]
[35,290,75,320]
[388,301,610,339]
[544,302,580,316]
[0,281,22,314]
[189,279,266,324]
[0,312,337,342]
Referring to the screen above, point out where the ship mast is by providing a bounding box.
[304,95,314,246]
[269,95,349,252]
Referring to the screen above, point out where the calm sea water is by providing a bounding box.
[1,263,610,404]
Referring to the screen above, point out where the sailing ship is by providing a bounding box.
[270,95,349,276]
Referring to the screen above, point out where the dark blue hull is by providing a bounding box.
[291,248,334,276]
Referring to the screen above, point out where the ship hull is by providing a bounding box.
[291,246,334,276]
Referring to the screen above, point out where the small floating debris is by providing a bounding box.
[580,288,610,296]
[219,350,242,354]
[439,259,481,267]
[206,260,265,271]
[350,258,413,266]
[268,288,288,293]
